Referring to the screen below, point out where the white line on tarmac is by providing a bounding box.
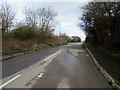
[0,74,21,89]
[0,50,61,89]
[38,73,43,78]
[40,49,61,64]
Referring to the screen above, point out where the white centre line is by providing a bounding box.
[0,74,21,89]
[40,49,61,64]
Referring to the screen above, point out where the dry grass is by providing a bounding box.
[2,37,67,52]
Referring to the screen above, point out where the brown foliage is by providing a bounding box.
[2,37,67,51]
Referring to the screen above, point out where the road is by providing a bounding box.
[1,43,111,88]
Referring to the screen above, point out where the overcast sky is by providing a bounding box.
[0,0,90,41]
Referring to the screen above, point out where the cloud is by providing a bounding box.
[2,0,90,2]
[55,23,86,41]
[1,2,87,40]
[25,2,87,40]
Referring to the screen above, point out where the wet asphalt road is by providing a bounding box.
[2,46,61,78]
[2,43,111,88]
[32,43,110,88]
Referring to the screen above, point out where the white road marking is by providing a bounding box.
[40,49,61,64]
[1,49,62,88]
[0,74,21,89]
[37,73,43,78]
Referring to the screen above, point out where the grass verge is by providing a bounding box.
[2,46,44,55]
[82,42,97,48]
[1,43,68,61]
[83,42,120,88]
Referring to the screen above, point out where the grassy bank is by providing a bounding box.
[83,42,120,86]
[2,43,68,55]
[83,42,120,58]
[82,42,98,48]
[2,37,68,55]
[2,46,46,55]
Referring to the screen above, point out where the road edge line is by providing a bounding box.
[83,45,120,89]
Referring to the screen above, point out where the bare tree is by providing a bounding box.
[37,6,57,34]
[24,7,37,27]
[0,13,2,31]
[0,2,15,33]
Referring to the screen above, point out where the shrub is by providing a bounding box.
[12,26,36,40]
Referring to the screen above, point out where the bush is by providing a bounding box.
[12,26,36,40]
[4,26,54,40]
